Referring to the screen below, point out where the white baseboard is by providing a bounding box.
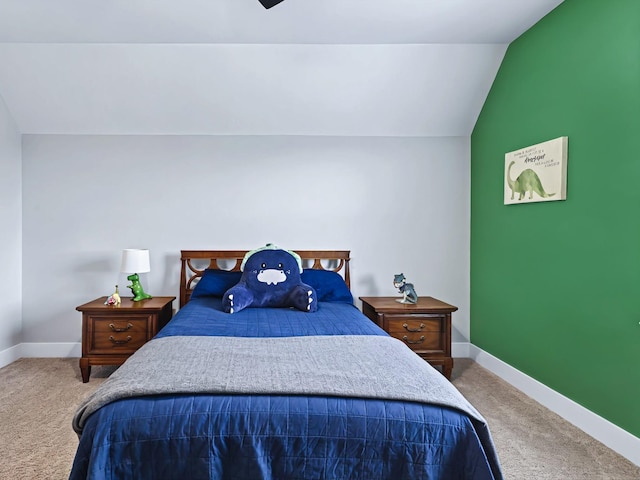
[452,341,470,358]
[0,342,82,368]
[21,342,82,358]
[468,343,640,467]
[0,343,22,369]
[2,340,638,467]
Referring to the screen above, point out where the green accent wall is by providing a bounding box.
[471,0,640,438]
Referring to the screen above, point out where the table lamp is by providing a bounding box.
[120,248,152,301]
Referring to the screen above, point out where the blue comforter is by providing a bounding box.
[70,299,502,480]
[156,297,386,338]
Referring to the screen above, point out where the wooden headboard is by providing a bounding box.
[179,250,351,308]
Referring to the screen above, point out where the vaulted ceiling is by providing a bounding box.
[0,0,564,136]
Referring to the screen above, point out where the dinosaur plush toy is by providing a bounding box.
[222,244,318,314]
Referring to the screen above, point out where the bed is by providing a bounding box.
[70,249,502,480]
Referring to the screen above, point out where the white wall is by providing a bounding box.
[0,95,21,355]
[21,134,470,345]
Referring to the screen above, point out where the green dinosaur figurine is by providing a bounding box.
[126,273,152,302]
[507,161,555,201]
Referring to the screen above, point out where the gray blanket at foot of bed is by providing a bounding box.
[73,334,501,477]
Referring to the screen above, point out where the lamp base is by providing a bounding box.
[126,273,152,302]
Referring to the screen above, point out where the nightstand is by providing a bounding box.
[77,296,175,382]
[360,296,458,379]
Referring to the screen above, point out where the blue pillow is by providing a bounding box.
[191,269,242,299]
[300,269,353,304]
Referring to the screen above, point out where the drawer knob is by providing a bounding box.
[109,323,133,332]
[402,335,425,345]
[402,322,425,332]
[109,335,132,345]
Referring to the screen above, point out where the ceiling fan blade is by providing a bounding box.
[259,0,286,8]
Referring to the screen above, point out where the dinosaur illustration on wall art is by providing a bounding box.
[507,161,555,201]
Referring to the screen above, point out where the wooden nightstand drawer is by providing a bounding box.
[88,315,151,354]
[386,316,442,334]
[389,330,445,352]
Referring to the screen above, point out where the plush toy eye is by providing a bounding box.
[278,263,283,269]
[261,263,267,269]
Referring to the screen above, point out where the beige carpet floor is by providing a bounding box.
[0,357,638,479]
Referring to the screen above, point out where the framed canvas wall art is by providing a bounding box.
[504,136,568,205]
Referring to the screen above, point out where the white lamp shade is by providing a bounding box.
[120,249,151,274]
